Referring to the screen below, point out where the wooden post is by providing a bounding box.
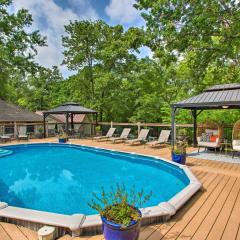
[171,107,176,146]
[137,122,141,135]
[71,114,74,130]
[43,113,46,138]
[14,122,17,139]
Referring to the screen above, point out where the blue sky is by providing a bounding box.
[11,0,150,78]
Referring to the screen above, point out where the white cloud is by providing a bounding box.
[105,0,141,24]
[11,0,98,77]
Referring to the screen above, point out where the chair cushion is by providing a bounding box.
[198,141,218,148]
[210,135,218,142]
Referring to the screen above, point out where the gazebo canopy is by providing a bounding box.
[171,83,240,146]
[43,102,97,137]
[44,102,98,114]
[173,83,240,110]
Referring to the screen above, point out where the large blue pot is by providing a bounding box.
[172,152,186,164]
[101,208,141,240]
[59,138,67,143]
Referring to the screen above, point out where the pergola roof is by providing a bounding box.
[0,99,43,122]
[43,102,98,115]
[173,83,240,109]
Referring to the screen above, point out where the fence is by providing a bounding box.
[97,122,234,143]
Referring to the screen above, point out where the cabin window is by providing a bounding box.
[5,126,14,135]
[27,125,35,133]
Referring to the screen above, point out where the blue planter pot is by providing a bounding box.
[172,152,186,164]
[59,138,67,143]
[101,208,141,240]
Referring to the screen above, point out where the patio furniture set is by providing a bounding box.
[0,126,29,143]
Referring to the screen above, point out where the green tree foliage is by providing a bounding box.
[0,0,46,99]
[62,20,144,121]
[2,0,240,126]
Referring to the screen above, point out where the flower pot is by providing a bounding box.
[172,152,186,164]
[59,138,67,143]
[101,208,141,240]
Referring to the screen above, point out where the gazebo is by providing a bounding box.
[43,102,98,138]
[172,83,240,146]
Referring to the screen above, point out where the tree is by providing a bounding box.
[0,0,46,99]
[63,20,144,121]
[135,0,240,91]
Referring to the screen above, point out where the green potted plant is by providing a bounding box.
[58,132,68,143]
[171,141,187,164]
[89,184,151,240]
[177,128,188,142]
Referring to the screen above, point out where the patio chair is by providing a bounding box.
[109,128,131,143]
[197,121,222,152]
[146,130,171,148]
[0,135,12,143]
[232,140,240,158]
[93,128,116,141]
[18,126,29,141]
[126,129,149,145]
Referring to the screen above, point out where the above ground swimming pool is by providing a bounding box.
[0,143,190,215]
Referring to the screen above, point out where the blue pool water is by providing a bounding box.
[0,144,189,215]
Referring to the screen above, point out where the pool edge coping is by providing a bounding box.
[0,142,202,236]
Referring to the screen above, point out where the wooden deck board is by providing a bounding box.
[1,138,240,240]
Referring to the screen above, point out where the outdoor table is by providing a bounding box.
[220,140,232,154]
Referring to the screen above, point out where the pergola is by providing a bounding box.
[171,83,240,146]
[43,102,98,138]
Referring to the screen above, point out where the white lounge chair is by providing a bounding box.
[109,128,131,143]
[18,126,29,141]
[0,135,11,143]
[146,130,171,148]
[93,128,116,141]
[126,129,149,145]
[232,140,240,158]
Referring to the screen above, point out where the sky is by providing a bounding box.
[10,0,150,78]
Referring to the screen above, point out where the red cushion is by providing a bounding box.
[210,135,218,142]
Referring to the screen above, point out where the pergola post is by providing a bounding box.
[43,113,47,138]
[66,113,69,134]
[171,107,176,146]
[192,109,197,147]
[71,114,74,130]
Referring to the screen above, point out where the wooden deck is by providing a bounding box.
[1,138,240,240]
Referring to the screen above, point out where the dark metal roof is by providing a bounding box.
[0,99,43,122]
[173,83,240,109]
[205,83,240,92]
[44,102,98,114]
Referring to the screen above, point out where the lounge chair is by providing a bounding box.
[232,140,240,158]
[126,129,149,145]
[0,135,12,143]
[109,128,131,143]
[146,130,171,148]
[93,128,116,141]
[18,126,29,141]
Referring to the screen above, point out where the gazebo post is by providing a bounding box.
[171,107,176,146]
[66,113,69,134]
[192,109,197,147]
[71,114,74,131]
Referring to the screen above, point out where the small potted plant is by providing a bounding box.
[89,184,151,240]
[171,141,187,164]
[177,128,188,142]
[58,132,68,143]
